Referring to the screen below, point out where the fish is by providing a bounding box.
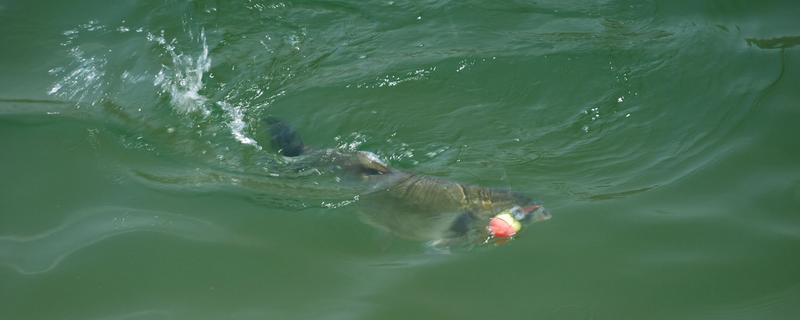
[264,117,551,248]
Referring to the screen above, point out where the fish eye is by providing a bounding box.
[511,206,526,220]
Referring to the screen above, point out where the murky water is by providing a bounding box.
[2,1,800,319]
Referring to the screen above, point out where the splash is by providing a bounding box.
[151,30,212,115]
[345,66,437,89]
[334,132,368,151]
[47,46,108,106]
[321,194,360,209]
[217,101,261,149]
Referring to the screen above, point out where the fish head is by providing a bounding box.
[486,201,551,240]
[509,204,552,224]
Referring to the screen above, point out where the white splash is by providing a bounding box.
[334,132,368,151]
[47,46,108,106]
[217,101,261,149]
[346,66,437,89]
[321,194,360,209]
[152,30,212,115]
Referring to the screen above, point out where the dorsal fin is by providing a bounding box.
[264,116,305,157]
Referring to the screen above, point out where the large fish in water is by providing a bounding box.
[264,117,551,248]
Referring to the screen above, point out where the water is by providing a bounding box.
[2,0,800,319]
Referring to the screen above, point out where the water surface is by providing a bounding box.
[2,0,800,319]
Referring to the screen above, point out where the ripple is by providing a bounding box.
[0,206,255,275]
[88,310,173,320]
[695,285,800,320]
[746,35,800,49]
[129,165,365,211]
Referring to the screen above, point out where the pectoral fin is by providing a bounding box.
[448,212,475,236]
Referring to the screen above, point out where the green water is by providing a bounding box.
[2,0,800,319]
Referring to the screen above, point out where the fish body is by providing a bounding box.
[358,171,545,245]
[264,117,550,247]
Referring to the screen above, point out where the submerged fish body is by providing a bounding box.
[361,173,552,247]
[264,117,550,247]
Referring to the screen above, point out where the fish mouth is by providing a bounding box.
[522,204,552,222]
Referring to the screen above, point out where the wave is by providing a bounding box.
[0,206,258,275]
